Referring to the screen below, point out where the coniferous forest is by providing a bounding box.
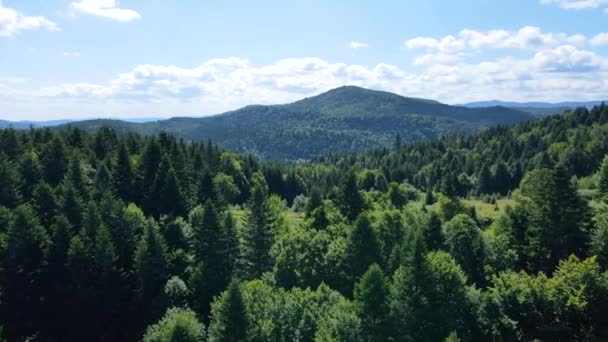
[2,104,608,341]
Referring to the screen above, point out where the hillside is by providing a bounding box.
[62,86,534,160]
[462,99,607,117]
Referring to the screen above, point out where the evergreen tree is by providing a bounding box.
[0,156,22,208]
[3,205,49,340]
[345,213,381,291]
[61,183,84,229]
[42,135,68,186]
[477,164,492,194]
[160,167,188,217]
[114,142,134,202]
[18,151,41,202]
[207,280,248,342]
[423,211,444,251]
[599,155,608,196]
[223,211,240,274]
[32,182,59,228]
[95,161,113,194]
[188,201,230,316]
[44,215,73,339]
[239,172,273,279]
[354,264,390,341]
[140,139,162,205]
[339,170,364,222]
[135,219,170,324]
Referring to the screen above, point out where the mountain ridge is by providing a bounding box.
[59,86,535,160]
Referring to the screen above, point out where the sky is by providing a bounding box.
[1,0,608,120]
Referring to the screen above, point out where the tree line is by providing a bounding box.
[0,104,608,341]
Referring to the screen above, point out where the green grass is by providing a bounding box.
[463,198,514,221]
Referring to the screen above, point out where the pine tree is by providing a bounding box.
[239,172,273,279]
[339,170,364,222]
[354,264,390,341]
[207,280,248,342]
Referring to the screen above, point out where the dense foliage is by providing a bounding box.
[62,86,533,160]
[0,103,608,341]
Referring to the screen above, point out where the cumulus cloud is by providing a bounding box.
[70,0,141,22]
[33,50,606,112]
[405,26,586,52]
[591,33,608,46]
[349,41,369,49]
[0,1,59,37]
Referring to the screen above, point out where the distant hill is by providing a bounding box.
[61,86,535,160]
[462,100,606,117]
[0,119,74,129]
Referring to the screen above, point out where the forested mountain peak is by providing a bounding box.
[61,86,535,160]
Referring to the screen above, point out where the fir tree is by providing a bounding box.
[207,280,248,342]
[239,172,273,279]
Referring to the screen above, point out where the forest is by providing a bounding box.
[1,104,608,341]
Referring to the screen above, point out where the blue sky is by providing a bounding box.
[1,0,608,120]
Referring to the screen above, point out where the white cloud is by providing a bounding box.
[349,41,369,49]
[591,32,608,46]
[532,45,606,71]
[540,0,608,10]
[0,2,59,37]
[405,26,586,52]
[63,51,81,57]
[70,0,141,22]
[25,50,604,117]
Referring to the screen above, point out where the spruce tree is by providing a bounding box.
[3,205,49,340]
[135,219,170,323]
[188,201,230,316]
[339,169,364,222]
[345,213,381,290]
[599,155,608,196]
[61,183,84,229]
[113,142,134,202]
[423,211,444,251]
[32,182,59,228]
[0,156,22,208]
[239,172,273,279]
[18,151,40,202]
[207,280,248,342]
[354,264,390,341]
[42,136,68,186]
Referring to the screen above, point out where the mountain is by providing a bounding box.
[61,86,535,160]
[0,119,73,129]
[462,99,607,117]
